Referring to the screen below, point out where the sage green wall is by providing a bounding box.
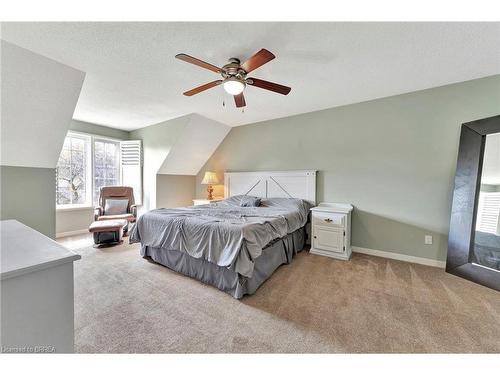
[56,208,96,235]
[197,75,500,262]
[480,184,500,192]
[156,174,196,208]
[1,166,56,237]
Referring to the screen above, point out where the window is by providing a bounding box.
[56,132,127,208]
[93,139,120,204]
[56,134,91,206]
[476,191,500,234]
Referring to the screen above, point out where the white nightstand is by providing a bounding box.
[192,197,224,206]
[310,203,353,261]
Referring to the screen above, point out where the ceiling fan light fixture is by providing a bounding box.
[175,49,291,108]
[223,77,245,95]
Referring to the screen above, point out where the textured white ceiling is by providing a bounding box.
[1,22,499,131]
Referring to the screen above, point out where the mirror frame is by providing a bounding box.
[447,114,500,291]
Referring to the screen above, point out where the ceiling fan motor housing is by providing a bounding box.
[221,58,247,81]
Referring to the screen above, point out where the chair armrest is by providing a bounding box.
[94,206,103,221]
[130,204,138,218]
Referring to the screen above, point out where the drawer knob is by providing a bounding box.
[324,218,333,223]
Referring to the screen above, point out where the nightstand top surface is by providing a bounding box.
[311,202,353,214]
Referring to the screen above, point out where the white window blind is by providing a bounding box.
[120,140,143,205]
[476,192,500,234]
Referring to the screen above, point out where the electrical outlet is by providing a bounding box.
[425,235,433,245]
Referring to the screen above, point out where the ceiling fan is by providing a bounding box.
[175,48,291,108]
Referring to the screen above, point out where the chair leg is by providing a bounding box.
[122,223,129,236]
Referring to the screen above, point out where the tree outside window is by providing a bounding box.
[56,135,90,205]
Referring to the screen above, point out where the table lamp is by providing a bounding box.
[201,171,219,200]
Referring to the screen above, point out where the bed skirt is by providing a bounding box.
[141,226,306,299]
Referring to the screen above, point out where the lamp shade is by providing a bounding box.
[201,171,219,185]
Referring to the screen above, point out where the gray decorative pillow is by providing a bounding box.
[104,199,129,215]
[240,196,261,207]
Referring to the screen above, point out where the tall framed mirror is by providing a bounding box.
[447,115,500,291]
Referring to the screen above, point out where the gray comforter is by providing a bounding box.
[129,196,312,277]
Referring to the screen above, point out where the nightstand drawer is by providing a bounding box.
[312,212,345,228]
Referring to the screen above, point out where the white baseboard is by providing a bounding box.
[56,229,89,238]
[352,246,446,268]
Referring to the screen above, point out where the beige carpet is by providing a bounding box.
[66,236,500,353]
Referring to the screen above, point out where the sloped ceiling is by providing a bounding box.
[129,114,230,211]
[158,114,230,175]
[1,40,85,168]
[2,22,499,131]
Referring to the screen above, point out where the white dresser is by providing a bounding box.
[310,203,353,261]
[1,220,81,353]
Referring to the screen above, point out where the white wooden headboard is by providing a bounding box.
[224,170,317,205]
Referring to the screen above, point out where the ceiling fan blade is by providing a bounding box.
[183,80,222,96]
[234,93,246,108]
[175,53,221,73]
[247,78,291,95]
[240,49,275,73]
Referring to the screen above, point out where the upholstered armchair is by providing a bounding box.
[94,186,137,223]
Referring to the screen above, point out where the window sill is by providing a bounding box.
[56,205,94,212]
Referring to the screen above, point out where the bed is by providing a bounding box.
[129,170,316,298]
